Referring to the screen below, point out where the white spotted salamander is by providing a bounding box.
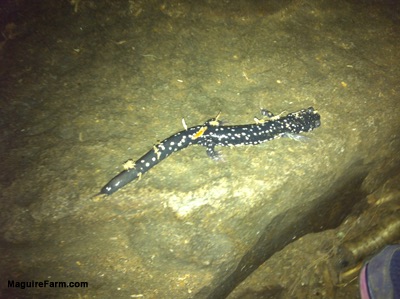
[100,107,321,195]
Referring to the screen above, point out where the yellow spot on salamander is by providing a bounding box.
[269,111,286,120]
[123,159,135,170]
[209,112,221,126]
[254,117,264,124]
[153,145,161,160]
[192,126,207,140]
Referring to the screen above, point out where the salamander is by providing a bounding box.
[99,107,321,195]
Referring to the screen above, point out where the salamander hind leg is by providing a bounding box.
[283,132,310,142]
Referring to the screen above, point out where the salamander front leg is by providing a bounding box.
[206,144,223,161]
[260,108,275,118]
[255,106,287,123]
[255,106,274,124]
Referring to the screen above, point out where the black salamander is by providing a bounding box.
[100,107,321,195]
